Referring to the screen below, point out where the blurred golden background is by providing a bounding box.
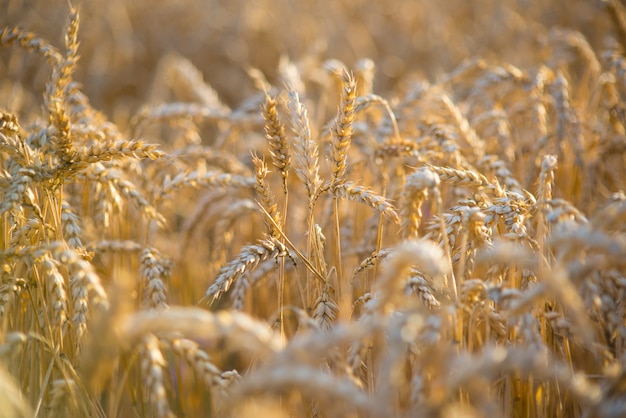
[1,0,611,118]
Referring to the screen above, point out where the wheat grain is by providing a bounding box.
[44,8,80,167]
[262,94,291,192]
[329,69,356,184]
[205,236,288,303]
[332,181,399,224]
[312,287,338,331]
[252,153,282,238]
[0,26,62,64]
[41,257,68,328]
[61,200,83,249]
[80,163,165,225]
[400,167,440,239]
[77,138,165,164]
[141,247,170,310]
[140,334,173,418]
[372,239,449,313]
[407,271,441,310]
[287,85,323,203]
[167,337,236,397]
[62,250,109,346]
[158,170,255,203]
[425,164,489,188]
[0,167,35,217]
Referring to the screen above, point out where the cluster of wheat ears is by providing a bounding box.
[1,3,626,418]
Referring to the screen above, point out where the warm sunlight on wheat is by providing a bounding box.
[1,1,625,417]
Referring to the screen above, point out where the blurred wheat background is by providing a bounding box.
[2,0,608,114]
[1,0,625,417]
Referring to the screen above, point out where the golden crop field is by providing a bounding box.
[1,0,625,417]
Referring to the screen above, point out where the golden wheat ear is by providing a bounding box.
[329,68,357,185]
[262,93,291,194]
[286,84,323,204]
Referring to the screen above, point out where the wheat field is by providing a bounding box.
[1,0,625,417]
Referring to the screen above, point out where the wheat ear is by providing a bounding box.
[329,68,357,185]
[287,84,322,204]
[205,236,289,303]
